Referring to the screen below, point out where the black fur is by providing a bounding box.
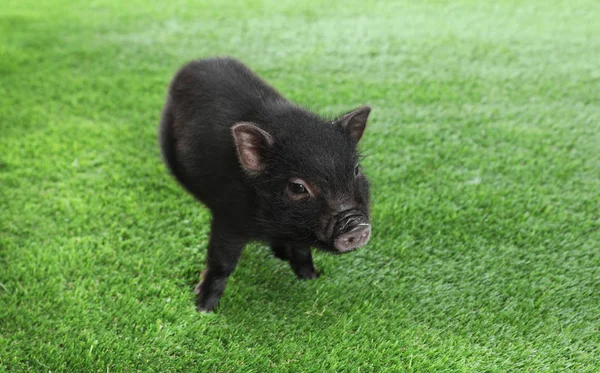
[159,57,372,312]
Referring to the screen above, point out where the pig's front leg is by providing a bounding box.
[195,219,247,312]
[271,242,319,280]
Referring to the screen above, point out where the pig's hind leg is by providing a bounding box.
[271,242,319,280]
[270,243,291,261]
[195,218,248,312]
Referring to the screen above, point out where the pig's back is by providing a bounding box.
[159,58,283,215]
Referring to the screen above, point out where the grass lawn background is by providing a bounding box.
[1,0,599,371]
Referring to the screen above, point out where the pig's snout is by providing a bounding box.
[334,223,371,252]
[330,210,371,252]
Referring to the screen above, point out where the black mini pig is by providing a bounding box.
[159,57,372,312]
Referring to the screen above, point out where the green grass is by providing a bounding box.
[1,0,599,371]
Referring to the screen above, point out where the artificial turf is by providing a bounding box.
[1,0,599,371]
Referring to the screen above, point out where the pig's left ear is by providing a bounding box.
[232,122,274,174]
[335,106,371,143]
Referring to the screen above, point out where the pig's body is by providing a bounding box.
[160,57,372,312]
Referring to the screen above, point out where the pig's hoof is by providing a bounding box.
[194,278,218,313]
[196,301,216,313]
[293,265,320,280]
[195,290,218,313]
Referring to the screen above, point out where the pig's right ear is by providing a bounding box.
[232,123,274,174]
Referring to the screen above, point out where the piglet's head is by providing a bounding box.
[232,106,372,253]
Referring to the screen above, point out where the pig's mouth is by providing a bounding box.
[317,209,371,253]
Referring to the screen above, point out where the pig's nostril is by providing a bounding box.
[334,224,371,252]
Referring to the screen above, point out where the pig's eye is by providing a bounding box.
[289,182,308,195]
[354,164,361,177]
